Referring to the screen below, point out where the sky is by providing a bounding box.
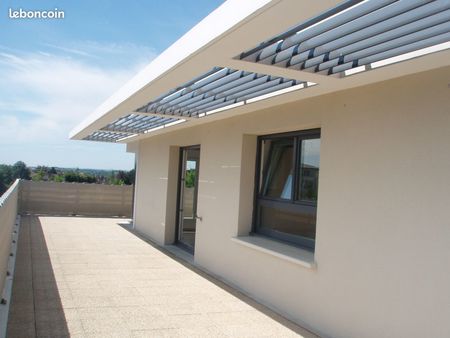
[0,0,224,170]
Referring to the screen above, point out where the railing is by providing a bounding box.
[0,179,20,304]
[19,180,133,217]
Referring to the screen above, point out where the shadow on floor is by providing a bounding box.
[7,216,70,337]
[119,222,317,338]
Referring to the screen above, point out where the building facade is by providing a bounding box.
[72,1,450,337]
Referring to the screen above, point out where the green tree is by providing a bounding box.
[64,171,79,183]
[0,165,12,195]
[32,171,45,182]
[53,174,64,182]
[127,169,135,185]
[0,181,7,195]
[0,165,13,185]
[33,165,49,181]
[117,171,128,184]
[64,171,96,183]
[12,161,31,180]
[185,170,196,188]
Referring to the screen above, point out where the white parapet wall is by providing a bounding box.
[0,180,20,338]
[0,180,19,300]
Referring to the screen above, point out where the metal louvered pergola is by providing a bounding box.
[102,114,180,134]
[239,0,450,76]
[79,0,450,143]
[82,67,309,141]
[136,67,308,118]
[83,131,136,143]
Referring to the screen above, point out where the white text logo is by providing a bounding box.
[9,8,65,19]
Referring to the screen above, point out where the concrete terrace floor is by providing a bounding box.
[6,216,316,338]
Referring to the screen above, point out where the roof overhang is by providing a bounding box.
[70,0,450,143]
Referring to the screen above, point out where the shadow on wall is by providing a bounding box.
[7,216,70,337]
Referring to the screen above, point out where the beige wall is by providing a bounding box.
[133,67,450,338]
[20,181,133,217]
[0,180,19,297]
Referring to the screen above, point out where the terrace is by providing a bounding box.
[0,180,315,337]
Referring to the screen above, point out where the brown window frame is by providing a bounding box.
[252,128,321,250]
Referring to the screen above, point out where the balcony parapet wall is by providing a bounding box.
[19,180,133,218]
[0,179,20,329]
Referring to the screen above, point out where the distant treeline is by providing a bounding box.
[0,161,135,195]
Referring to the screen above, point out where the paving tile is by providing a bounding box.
[73,296,116,308]
[6,320,36,338]
[111,295,149,307]
[36,318,84,337]
[219,323,301,338]
[116,305,164,319]
[84,330,132,338]
[168,313,213,329]
[6,308,35,324]
[176,326,229,338]
[123,314,176,331]
[131,329,183,337]
[80,315,129,333]
[77,307,123,319]
[7,216,313,338]
[8,302,35,316]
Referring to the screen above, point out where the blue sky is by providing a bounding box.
[0,0,224,170]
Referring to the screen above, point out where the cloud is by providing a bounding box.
[0,42,156,144]
[42,41,155,66]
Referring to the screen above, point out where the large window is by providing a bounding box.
[254,129,320,250]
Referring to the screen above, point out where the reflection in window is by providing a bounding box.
[260,138,294,200]
[255,130,320,250]
[298,139,320,202]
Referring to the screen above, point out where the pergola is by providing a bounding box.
[72,0,450,143]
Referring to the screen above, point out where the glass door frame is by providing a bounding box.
[175,145,201,253]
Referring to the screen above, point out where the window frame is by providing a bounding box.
[252,128,321,250]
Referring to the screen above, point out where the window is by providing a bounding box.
[254,129,320,250]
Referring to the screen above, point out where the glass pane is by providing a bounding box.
[298,138,320,202]
[180,147,200,249]
[260,138,294,200]
[182,151,198,219]
[258,204,316,242]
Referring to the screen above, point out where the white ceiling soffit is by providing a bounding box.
[239,0,450,77]
[74,0,450,143]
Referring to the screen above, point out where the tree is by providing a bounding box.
[127,169,135,185]
[32,171,45,182]
[33,165,49,181]
[0,181,7,195]
[0,162,31,195]
[0,165,13,185]
[117,171,128,184]
[53,174,64,182]
[12,161,31,180]
[0,165,11,195]
[64,171,96,183]
[64,171,79,183]
[185,170,196,188]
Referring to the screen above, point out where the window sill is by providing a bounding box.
[231,235,316,269]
